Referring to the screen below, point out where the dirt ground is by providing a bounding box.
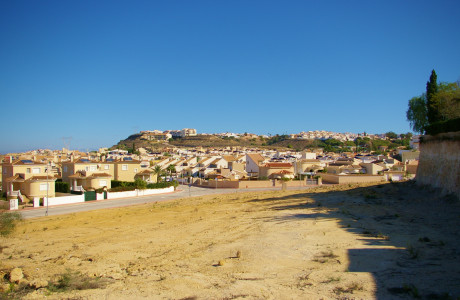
[1,181,459,299]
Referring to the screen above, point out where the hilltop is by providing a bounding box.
[112,131,412,154]
[113,134,319,151]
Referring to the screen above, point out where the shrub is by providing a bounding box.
[0,211,23,237]
[55,181,70,193]
[108,186,136,192]
[48,269,109,292]
[146,181,178,189]
[134,178,147,190]
[425,117,460,135]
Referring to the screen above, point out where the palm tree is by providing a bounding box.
[166,164,176,181]
[153,165,162,183]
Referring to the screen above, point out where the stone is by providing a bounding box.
[29,279,48,289]
[0,283,11,293]
[9,268,23,282]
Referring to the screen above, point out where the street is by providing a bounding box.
[19,184,318,219]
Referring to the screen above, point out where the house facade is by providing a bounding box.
[2,158,56,200]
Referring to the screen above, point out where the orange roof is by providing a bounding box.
[263,163,292,168]
[5,174,24,182]
[273,170,293,174]
[89,173,112,178]
[247,154,265,162]
[27,175,57,181]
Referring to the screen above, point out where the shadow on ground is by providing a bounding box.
[249,181,460,299]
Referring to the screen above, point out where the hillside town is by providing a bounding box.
[1,128,420,210]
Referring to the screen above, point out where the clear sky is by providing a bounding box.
[1,0,460,153]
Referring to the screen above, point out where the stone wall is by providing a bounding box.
[416,132,460,199]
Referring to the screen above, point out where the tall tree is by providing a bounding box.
[426,69,440,123]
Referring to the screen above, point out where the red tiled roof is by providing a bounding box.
[263,163,292,168]
[273,170,293,174]
[89,173,112,178]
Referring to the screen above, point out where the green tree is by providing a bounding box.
[166,164,176,181]
[153,165,162,183]
[385,131,398,139]
[406,94,428,134]
[426,69,440,123]
[434,82,460,120]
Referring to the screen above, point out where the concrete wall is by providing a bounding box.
[416,132,460,199]
[321,173,384,184]
[195,179,315,189]
[46,194,85,206]
[107,186,174,199]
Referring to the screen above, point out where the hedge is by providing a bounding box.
[425,117,460,135]
[109,180,178,192]
[55,181,70,193]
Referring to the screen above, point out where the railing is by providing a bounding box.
[7,190,24,202]
[72,186,85,192]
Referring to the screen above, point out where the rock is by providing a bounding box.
[0,283,11,293]
[9,268,24,282]
[29,279,48,289]
[108,272,124,280]
[2,248,13,255]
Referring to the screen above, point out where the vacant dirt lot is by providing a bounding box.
[1,182,459,299]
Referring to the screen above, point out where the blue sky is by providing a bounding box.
[1,0,460,153]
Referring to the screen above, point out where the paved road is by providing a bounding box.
[19,184,318,219]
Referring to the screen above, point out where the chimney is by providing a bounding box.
[70,154,74,162]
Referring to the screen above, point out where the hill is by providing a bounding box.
[112,134,318,151]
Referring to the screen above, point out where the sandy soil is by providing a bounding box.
[1,181,459,299]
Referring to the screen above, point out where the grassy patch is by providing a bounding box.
[313,250,339,264]
[47,269,109,293]
[0,211,23,237]
[333,282,363,294]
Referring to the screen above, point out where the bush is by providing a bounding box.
[134,178,147,190]
[108,186,136,192]
[0,211,23,237]
[111,180,135,188]
[146,181,178,189]
[55,181,70,193]
[48,269,109,292]
[108,180,178,192]
[425,117,460,135]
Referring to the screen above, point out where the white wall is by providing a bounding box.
[46,194,85,206]
[107,186,174,199]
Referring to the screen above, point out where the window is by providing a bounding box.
[104,165,109,170]
[134,168,138,173]
[39,183,48,191]
[90,165,97,171]
[122,165,128,171]
[26,168,31,173]
[85,166,89,171]
[99,180,107,187]
[32,168,40,174]
[63,166,68,172]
